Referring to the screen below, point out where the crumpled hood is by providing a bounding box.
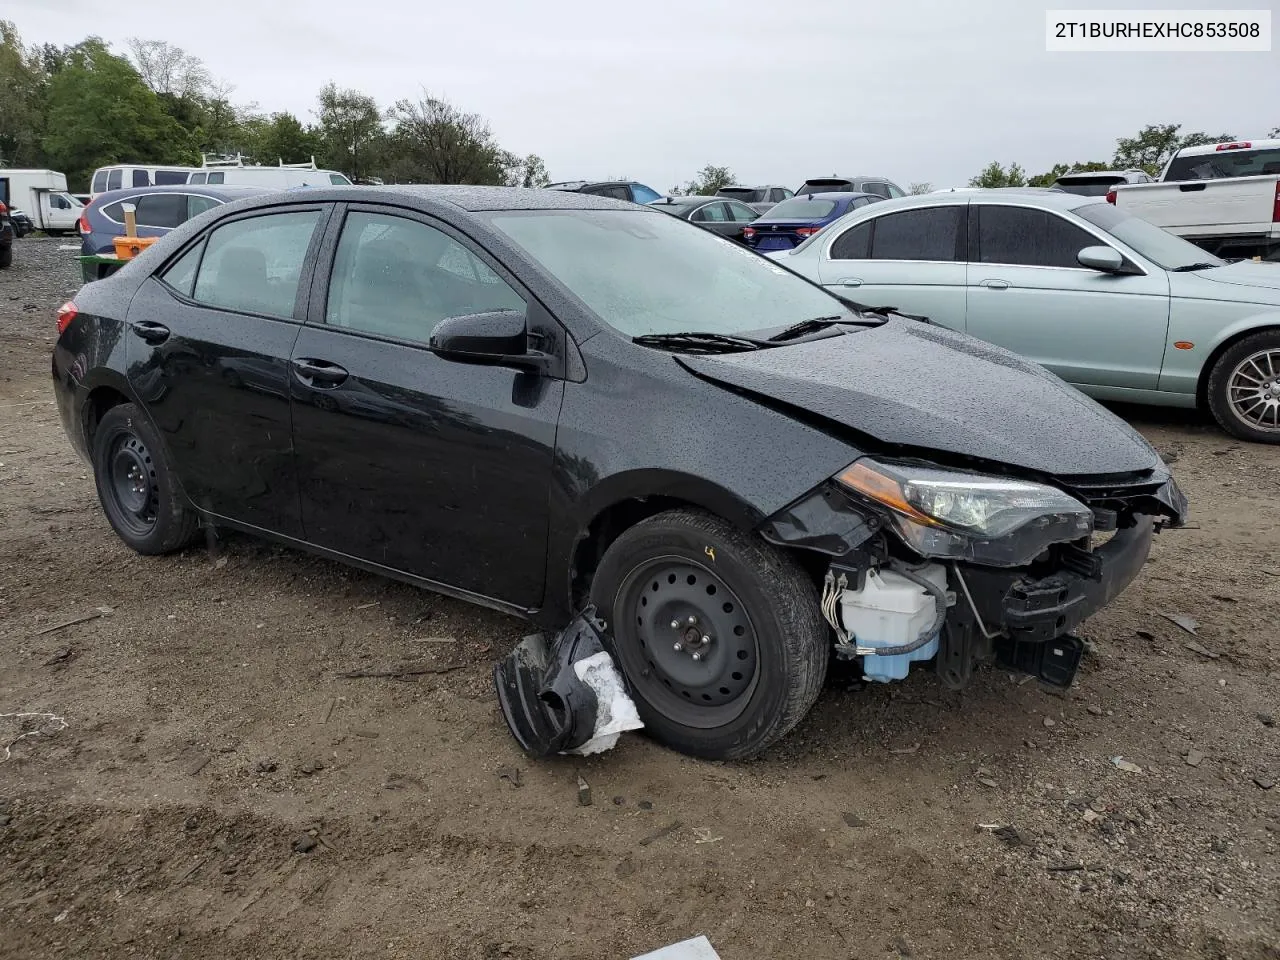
[1182,261,1280,301]
[676,319,1161,477]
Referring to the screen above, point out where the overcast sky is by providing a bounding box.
[8,0,1276,190]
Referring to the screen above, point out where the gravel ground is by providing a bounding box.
[1,235,1278,960]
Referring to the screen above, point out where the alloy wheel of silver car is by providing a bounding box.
[1227,349,1280,432]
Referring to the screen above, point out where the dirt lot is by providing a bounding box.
[1,235,1277,960]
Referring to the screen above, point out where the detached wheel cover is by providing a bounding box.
[612,555,761,729]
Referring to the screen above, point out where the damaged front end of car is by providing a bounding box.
[762,456,1188,689]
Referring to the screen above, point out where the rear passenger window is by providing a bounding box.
[870,207,963,262]
[100,201,126,222]
[692,203,729,223]
[207,172,225,185]
[189,173,208,185]
[187,195,220,219]
[191,211,320,318]
[830,221,871,259]
[155,170,189,185]
[132,170,150,187]
[160,242,203,298]
[107,170,123,191]
[135,194,187,229]
[325,212,524,343]
[976,206,1098,268]
[862,182,888,197]
[92,171,109,194]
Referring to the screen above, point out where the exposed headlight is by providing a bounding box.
[836,458,1093,567]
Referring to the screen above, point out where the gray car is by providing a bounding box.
[795,175,906,199]
[768,190,1280,442]
[715,185,794,215]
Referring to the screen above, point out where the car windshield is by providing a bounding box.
[1165,146,1280,181]
[487,209,854,337]
[1074,202,1226,271]
[759,197,838,220]
[1053,176,1122,196]
[718,188,766,202]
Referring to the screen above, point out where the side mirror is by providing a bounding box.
[429,309,546,371]
[1077,245,1125,273]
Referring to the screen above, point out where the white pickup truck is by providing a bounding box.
[1108,139,1280,261]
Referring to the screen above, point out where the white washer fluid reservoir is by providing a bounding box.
[840,564,947,682]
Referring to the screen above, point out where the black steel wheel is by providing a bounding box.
[591,509,827,760]
[91,403,198,554]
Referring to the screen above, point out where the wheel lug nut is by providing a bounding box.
[673,642,682,652]
[686,615,697,625]
[691,653,701,662]
[701,635,711,644]
[670,619,680,630]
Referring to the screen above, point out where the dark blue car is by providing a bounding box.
[80,184,269,256]
[743,191,884,252]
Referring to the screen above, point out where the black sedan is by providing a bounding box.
[52,186,1186,760]
[647,195,761,242]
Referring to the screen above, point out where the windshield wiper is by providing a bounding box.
[767,315,876,342]
[1171,262,1219,273]
[632,331,765,353]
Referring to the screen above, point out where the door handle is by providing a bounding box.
[131,320,170,344]
[980,279,1010,290]
[292,357,349,388]
[836,278,862,287]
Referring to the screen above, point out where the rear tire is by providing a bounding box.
[590,509,827,760]
[1206,330,1280,444]
[91,403,199,554]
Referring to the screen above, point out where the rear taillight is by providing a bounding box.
[743,227,756,239]
[1215,141,1252,151]
[1105,189,1117,205]
[1273,182,1280,223]
[78,215,91,234]
[56,302,78,334]
[795,226,822,237]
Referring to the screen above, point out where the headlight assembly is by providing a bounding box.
[836,458,1093,567]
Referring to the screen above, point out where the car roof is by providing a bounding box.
[1173,137,1280,158]
[787,191,878,200]
[862,189,1099,213]
[545,180,636,191]
[92,184,272,203]
[798,175,894,183]
[216,184,645,214]
[1054,170,1144,180]
[719,184,787,190]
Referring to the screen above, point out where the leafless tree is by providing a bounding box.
[126,38,210,97]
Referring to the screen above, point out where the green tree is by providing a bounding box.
[0,21,48,167]
[42,39,193,188]
[514,153,550,188]
[968,161,1026,188]
[316,83,382,180]
[240,111,321,165]
[676,164,735,196]
[1113,123,1235,175]
[381,93,509,184]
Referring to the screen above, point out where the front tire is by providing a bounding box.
[1207,331,1280,443]
[590,509,827,760]
[91,403,199,554]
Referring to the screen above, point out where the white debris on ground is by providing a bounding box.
[631,935,721,960]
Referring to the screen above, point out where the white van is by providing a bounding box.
[0,169,83,234]
[188,156,352,189]
[90,164,197,197]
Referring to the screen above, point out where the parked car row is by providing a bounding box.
[767,188,1280,442]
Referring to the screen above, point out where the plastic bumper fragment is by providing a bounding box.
[494,606,642,758]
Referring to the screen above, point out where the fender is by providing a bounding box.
[1161,305,1280,396]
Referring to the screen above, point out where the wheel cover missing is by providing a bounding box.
[614,555,760,729]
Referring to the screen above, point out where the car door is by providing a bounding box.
[288,205,564,608]
[965,203,1171,389]
[124,205,327,536]
[723,201,760,242]
[816,204,969,330]
[691,202,740,239]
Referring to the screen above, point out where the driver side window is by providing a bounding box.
[976,206,1101,268]
[325,212,525,344]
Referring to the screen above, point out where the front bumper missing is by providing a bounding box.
[955,516,1154,644]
